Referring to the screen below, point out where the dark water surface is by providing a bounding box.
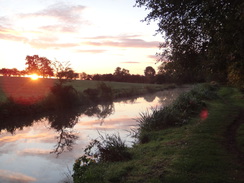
[0,88,189,183]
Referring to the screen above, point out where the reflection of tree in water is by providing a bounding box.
[44,110,80,156]
[84,103,114,120]
[0,102,114,156]
[51,128,78,156]
[143,94,156,102]
[46,102,114,156]
[0,114,43,134]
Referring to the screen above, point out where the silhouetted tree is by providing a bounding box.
[144,66,156,83]
[80,72,92,80]
[144,66,155,77]
[135,0,244,85]
[25,55,54,78]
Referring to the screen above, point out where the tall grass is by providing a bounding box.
[136,83,219,143]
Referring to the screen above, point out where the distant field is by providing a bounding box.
[0,76,170,102]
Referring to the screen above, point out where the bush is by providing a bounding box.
[45,83,81,109]
[84,133,131,162]
[83,82,113,103]
[73,133,131,182]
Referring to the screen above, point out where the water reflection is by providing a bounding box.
[0,102,114,156]
[0,88,190,156]
[0,88,190,183]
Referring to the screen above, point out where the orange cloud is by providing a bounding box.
[29,39,79,49]
[0,133,53,144]
[120,61,140,64]
[0,169,36,183]
[17,148,51,156]
[76,49,107,53]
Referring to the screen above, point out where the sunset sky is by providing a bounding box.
[0,0,163,75]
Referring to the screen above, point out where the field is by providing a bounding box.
[0,76,172,102]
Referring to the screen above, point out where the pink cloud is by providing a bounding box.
[17,148,51,156]
[85,38,159,48]
[0,169,36,183]
[19,3,87,25]
[121,61,140,64]
[76,49,107,53]
[29,39,79,49]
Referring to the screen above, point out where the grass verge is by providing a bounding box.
[73,85,244,183]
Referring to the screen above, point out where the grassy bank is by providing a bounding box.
[0,76,177,120]
[73,84,244,183]
[0,76,175,102]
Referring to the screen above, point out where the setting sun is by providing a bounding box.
[29,74,39,80]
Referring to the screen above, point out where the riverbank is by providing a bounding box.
[0,76,176,102]
[0,76,178,120]
[73,84,244,183]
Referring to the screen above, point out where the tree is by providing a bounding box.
[135,0,244,84]
[113,67,130,76]
[144,66,156,83]
[25,55,54,78]
[144,66,155,77]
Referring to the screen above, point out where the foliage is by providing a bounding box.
[73,133,131,182]
[25,55,54,77]
[135,0,244,84]
[227,62,244,89]
[83,82,113,103]
[52,60,78,84]
[144,66,155,77]
[84,133,131,162]
[46,83,81,109]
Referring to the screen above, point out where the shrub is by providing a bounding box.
[84,133,131,162]
[45,83,81,109]
[83,82,113,103]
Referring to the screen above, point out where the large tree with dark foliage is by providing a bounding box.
[135,0,244,85]
[25,55,54,78]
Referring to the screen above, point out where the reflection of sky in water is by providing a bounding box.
[0,88,189,183]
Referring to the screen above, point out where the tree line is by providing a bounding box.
[0,55,78,80]
[80,66,156,83]
[0,55,158,83]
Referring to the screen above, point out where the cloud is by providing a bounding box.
[85,38,159,48]
[81,35,159,48]
[147,54,159,60]
[83,35,141,40]
[17,148,51,157]
[19,3,87,25]
[29,39,79,49]
[0,133,52,145]
[76,49,107,53]
[75,117,136,130]
[39,25,78,33]
[0,2,88,49]
[0,169,36,183]
[0,25,28,42]
[121,61,140,64]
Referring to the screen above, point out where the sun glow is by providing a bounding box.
[29,74,39,80]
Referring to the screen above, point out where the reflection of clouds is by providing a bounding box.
[0,133,53,144]
[0,169,36,183]
[0,88,191,182]
[75,117,136,131]
[17,148,50,157]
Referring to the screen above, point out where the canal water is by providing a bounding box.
[0,88,189,183]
